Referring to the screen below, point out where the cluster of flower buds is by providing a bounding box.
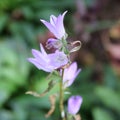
[28,11,83,119]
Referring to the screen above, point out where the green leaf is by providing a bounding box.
[0,81,16,107]
[92,107,114,120]
[21,6,34,19]
[103,66,117,87]
[95,86,120,112]
[0,14,8,33]
[0,110,14,120]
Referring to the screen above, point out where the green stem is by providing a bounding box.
[59,69,66,120]
[61,39,69,55]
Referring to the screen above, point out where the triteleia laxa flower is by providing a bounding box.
[28,44,68,72]
[40,11,67,40]
[63,62,81,88]
[68,96,83,115]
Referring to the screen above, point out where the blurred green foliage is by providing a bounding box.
[0,0,120,120]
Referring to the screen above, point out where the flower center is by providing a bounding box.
[55,53,67,64]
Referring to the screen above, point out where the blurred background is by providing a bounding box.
[0,0,120,120]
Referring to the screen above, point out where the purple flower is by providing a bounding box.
[63,62,81,88]
[40,11,67,39]
[68,96,83,115]
[28,44,68,72]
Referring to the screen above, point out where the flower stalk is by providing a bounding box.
[59,69,66,120]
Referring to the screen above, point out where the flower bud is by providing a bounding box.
[67,95,83,115]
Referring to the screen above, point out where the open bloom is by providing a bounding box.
[28,44,68,72]
[68,96,83,115]
[63,62,81,88]
[40,11,67,40]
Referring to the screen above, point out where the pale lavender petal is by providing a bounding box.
[28,58,45,70]
[40,19,59,38]
[56,11,67,29]
[55,15,64,39]
[56,11,67,39]
[40,44,47,56]
[63,62,81,88]
[63,62,77,84]
[40,65,54,72]
[66,64,81,82]
[74,68,81,79]
[48,51,68,68]
[60,11,67,34]
[67,62,77,78]
[32,45,49,63]
[67,69,81,87]
[61,11,67,20]
[31,49,46,62]
[68,96,83,115]
[63,68,72,87]
[28,58,41,69]
[28,58,53,72]
[50,15,57,26]
[63,76,74,88]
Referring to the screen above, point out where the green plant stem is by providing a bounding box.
[59,69,66,120]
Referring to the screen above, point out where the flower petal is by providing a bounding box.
[40,19,59,38]
[50,15,57,26]
[48,51,68,68]
[56,11,67,39]
[40,44,47,56]
[63,62,81,88]
[74,68,81,79]
[32,49,44,62]
[40,11,67,39]
[28,58,53,72]
[67,62,77,78]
